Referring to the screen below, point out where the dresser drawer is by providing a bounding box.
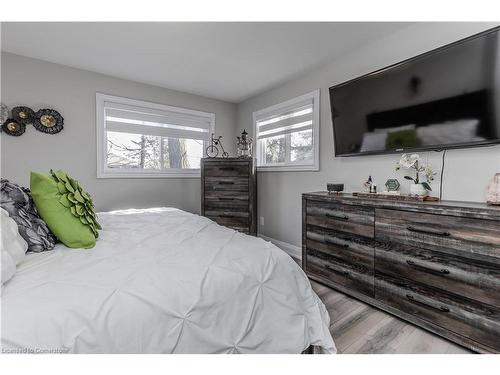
[204,162,249,177]
[306,200,374,238]
[306,248,374,296]
[204,199,248,211]
[375,242,500,308]
[375,273,500,351]
[204,190,249,202]
[204,210,248,218]
[206,214,249,231]
[375,208,500,261]
[306,227,374,269]
[205,176,248,192]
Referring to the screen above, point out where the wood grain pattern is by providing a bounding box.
[204,161,249,177]
[201,158,257,236]
[302,192,500,353]
[375,273,500,351]
[304,197,375,297]
[353,191,439,202]
[306,232,374,269]
[306,199,375,238]
[303,191,500,221]
[309,279,470,354]
[307,252,374,296]
[375,242,500,308]
[205,176,249,192]
[376,208,500,261]
[308,270,491,352]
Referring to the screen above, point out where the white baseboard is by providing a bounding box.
[258,234,302,261]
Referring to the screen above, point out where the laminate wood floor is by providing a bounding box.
[310,280,472,354]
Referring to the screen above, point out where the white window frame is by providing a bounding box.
[253,89,320,172]
[96,93,215,178]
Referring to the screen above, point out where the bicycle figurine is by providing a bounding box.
[206,133,229,158]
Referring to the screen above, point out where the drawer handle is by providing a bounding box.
[406,294,450,313]
[406,260,450,275]
[325,237,350,248]
[218,181,235,185]
[325,264,350,277]
[406,226,450,237]
[218,197,235,201]
[325,213,349,221]
[219,214,235,218]
[219,167,235,171]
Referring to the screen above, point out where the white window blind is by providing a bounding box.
[253,90,320,171]
[96,93,215,178]
[104,101,212,140]
[256,101,313,139]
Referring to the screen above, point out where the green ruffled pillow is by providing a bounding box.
[30,170,101,249]
[385,129,418,150]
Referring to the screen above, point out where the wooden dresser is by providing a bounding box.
[201,158,257,235]
[302,192,500,353]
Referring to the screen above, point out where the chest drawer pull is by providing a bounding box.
[325,236,350,248]
[325,265,350,277]
[218,197,235,201]
[219,167,235,171]
[218,181,235,185]
[406,260,450,275]
[406,294,450,313]
[406,225,450,237]
[325,213,349,221]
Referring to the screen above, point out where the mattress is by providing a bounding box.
[1,207,335,353]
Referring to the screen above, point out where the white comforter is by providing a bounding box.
[1,208,335,354]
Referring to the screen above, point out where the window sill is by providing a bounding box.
[97,169,201,179]
[257,164,319,172]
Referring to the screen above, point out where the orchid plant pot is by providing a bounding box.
[396,153,436,198]
[410,183,428,197]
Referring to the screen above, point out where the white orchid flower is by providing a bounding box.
[395,153,436,191]
[397,153,420,169]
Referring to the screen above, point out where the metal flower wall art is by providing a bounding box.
[33,109,64,134]
[0,103,64,137]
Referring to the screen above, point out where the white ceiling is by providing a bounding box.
[1,22,411,103]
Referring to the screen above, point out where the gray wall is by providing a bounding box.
[236,23,500,248]
[1,52,237,213]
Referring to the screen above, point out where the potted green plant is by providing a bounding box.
[395,154,436,196]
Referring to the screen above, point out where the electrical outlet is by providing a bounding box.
[259,216,264,226]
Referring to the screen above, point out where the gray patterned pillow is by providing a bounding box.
[1,179,57,252]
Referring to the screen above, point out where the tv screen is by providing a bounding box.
[330,27,500,156]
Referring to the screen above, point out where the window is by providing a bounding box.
[96,93,215,178]
[253,90,319,171]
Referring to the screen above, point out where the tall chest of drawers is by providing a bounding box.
[201,158,257,235]
[302,192,500,353]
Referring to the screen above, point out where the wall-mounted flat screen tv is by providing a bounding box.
[329,27,500,156]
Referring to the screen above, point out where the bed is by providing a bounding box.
[1,207,335,354]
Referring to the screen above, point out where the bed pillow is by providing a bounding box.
[1,208,28,284]
[385,129,418,150]
[360,132,387,152]
[417,119,479,146]
[373,124,416,133]
[360,124,417,152]
[0,179,57,252]
[30,170,101,249]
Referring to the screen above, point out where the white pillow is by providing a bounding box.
[1,207,28,285]
[361,124,416,152]
[373,124,416,134]
[360,132,387,152]
[417,119,479,146]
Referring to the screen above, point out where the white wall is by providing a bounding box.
[236,23,500,248]
[1,52,237,213]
